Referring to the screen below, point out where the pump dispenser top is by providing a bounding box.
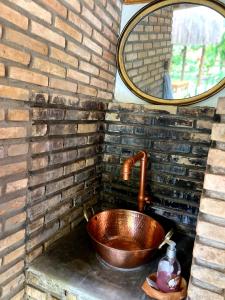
[156,240,181,293]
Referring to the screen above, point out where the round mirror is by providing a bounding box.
[117,0,225,105]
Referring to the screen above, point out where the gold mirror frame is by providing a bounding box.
[117,0,225,105]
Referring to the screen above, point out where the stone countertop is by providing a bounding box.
[28,221,194,300]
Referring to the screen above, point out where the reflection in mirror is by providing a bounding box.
[123,4,225,100]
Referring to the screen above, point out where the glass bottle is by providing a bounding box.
[156,240,181,293]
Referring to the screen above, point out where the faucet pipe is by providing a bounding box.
[122,150,150,212]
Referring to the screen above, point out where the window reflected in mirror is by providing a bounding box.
[121,2,225,102]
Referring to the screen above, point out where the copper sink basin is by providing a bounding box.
[86,209,166,269]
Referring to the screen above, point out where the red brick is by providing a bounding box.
[6,178,28,194]
[217,97,225,114]
[27,246,43,263]
[200,197,225,219]
[0,161,27,178]
[55,17,82,42]
[50,93,79,106]
[28,202,47,221]
[84,0,94,8]
[64,160,86,175]
[27,218,44,235]
[77,124,97,133]
[11,289,25,300]
[67,41,91,61]
[31,156,48,171]
[100,70,114,82]
[0,2,28,30]
[77,84,97,97]
[188,283,223,300]
[5,28,48,56]
[31,139,63,154]
[82,7,102,30]
[193,243,225,269]
[0,146,4,159]
[0,63,5,77]
[80,61,99,76]
[192,265,225,289]
[49,124,77,135]
[83,37,102,55]
[45,202,70,224]
[91,77,107,89]
[8,144,28,156]
[5,212,26,231]
[204,173,225,194]
[29,167,63,186]
[103,25,117,43]
[0,196,26,216]
[106,2,120,22]
[1,274,25,298]
[0,44,30,65]
[49,78,77,93]
[31,21,65,48]
[196,120,213,130]
[0,260,24,284]
[67,69,90,84]
[197,221,225,244]
[8,109,29,121]
[68,11,92,36]
[63,0,81,12]
[32,107,64,120]
[49,149,77,165]
[0,230,25,252]
[62,183,84,198]
[103,49,115,63]
[50,47,78,68]
[32,57,66,78]
[0,109,5,121]
[91,54,108,71]
[207,148,225,168]
[46,194,61,210]
[0,127,27,139]
[27,223,58,250]
[3,246,25,266]
[26,286,46,300]
[32,124,47,137]
[38,0,67,18]
[93,30,110,49]
[9,67,48,86]
[0,85,29,101]
[8,0,52,23]
[211,124,225,142]
[29,187,45,202]
[95,5,112,27]
[97,90,112,100]
[46,176,73,195]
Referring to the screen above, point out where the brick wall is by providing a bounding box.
[124,6,173,97]
[188,97,225,299]
[0,0,122,299]
[103,103,215,233]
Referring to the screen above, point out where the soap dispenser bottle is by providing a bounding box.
[156,240,181,293]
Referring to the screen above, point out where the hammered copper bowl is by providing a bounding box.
[86,209,165,268]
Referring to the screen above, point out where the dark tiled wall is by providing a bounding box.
[102,103,215,233]
[0,0,122,298]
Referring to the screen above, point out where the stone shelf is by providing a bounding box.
[27,221,194,300]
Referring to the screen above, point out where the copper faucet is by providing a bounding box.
[122,150,151,212]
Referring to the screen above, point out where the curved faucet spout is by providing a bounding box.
[121,150,151,212]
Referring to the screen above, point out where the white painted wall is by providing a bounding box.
[114,3,225,107]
